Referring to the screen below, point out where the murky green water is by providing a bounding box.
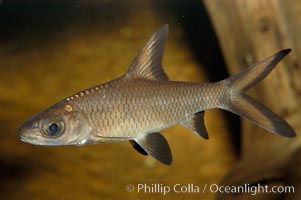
[0,1,235,199]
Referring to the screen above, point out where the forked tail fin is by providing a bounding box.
[223,49,296,137]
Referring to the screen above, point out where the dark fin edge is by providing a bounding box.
[130,140,148,155]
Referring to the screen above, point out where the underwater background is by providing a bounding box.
[1,0,299,199]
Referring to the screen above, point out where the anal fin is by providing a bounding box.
[181,111,209,139]
[134,132,172,165]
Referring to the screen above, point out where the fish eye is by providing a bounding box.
[41,116,65,138]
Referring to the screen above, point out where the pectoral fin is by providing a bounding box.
[134,132,172,165]
[181,111,209,139]
[130,140,148,155]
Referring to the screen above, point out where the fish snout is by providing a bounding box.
[17,118,39,141]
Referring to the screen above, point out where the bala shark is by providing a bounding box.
[18,25,296,165]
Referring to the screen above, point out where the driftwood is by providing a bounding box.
[204,0,301,199]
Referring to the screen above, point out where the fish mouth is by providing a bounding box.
[20,135,29,143]
[17,119,41,144]
[19,134,34,144]
[17,125,31,143]
[19,135,45,145]
[18,128,40,145]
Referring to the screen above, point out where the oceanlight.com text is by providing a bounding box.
[125,183,294,196]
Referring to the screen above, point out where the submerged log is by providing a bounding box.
[204,0,301,199]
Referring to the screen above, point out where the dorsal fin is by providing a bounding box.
[181,111,209,139]
[124,25,169,81]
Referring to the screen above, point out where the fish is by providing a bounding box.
[17,24,296,165]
